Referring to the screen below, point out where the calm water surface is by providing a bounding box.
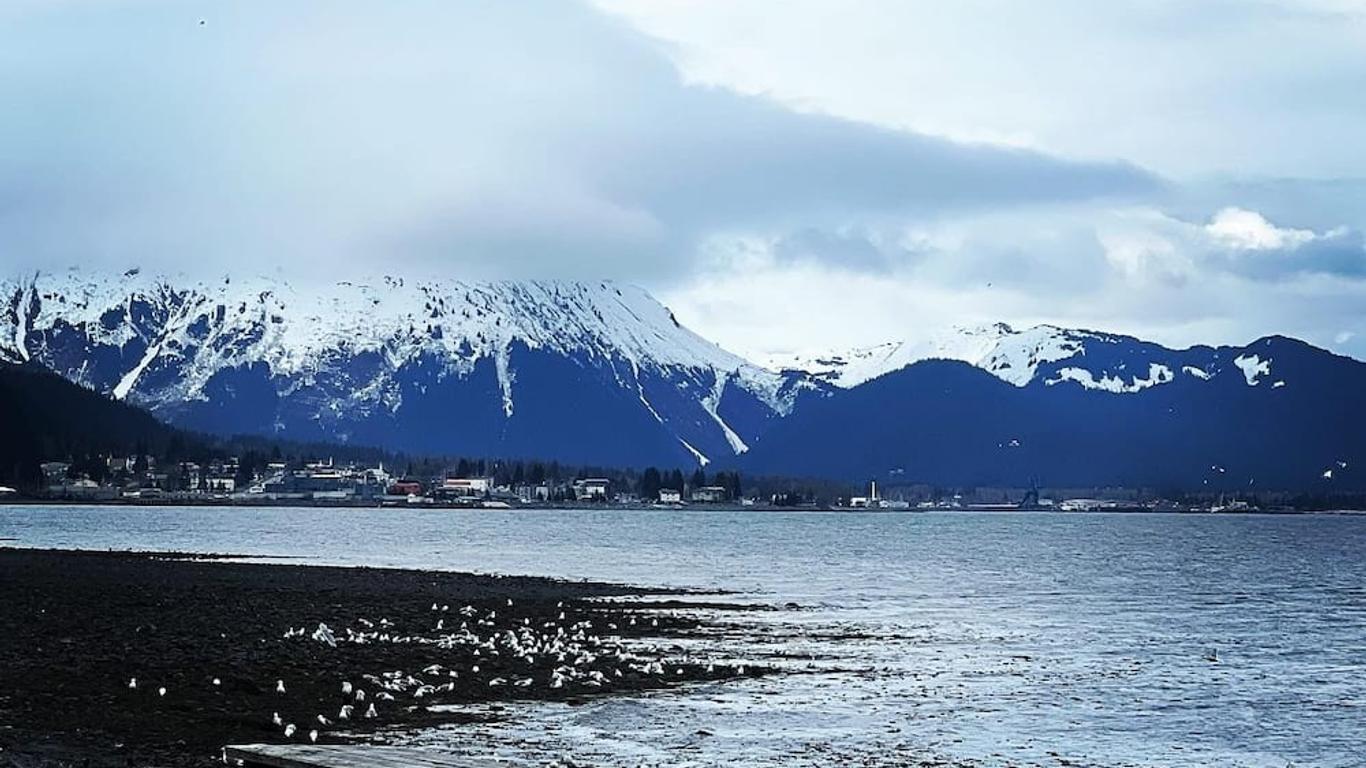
[3,506,1365,767]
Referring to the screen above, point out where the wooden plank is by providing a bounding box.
[224,744,502,768]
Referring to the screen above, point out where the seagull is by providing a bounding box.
[276,679,286,694]
[158,686,167,697]
[284,724,296,738]
[272,712,283,727]
[309,730,318,744]
[364,703,377,719]
[212,678,221,687]
[128,677,137,689]
[338,705,353,720]
[317,714,331,726]
[341,681,353,695]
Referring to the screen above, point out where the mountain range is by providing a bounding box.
[4,269,1363,490]
[1,270,826,468]
[741,335,1364,491]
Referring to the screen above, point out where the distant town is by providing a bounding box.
[14,454,758,508]
[3,453,1353,513]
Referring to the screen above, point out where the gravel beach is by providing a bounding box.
[0,548,765,767]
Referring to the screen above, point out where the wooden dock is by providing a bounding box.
[223,744,504,768]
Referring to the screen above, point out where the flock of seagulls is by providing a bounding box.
[126,597,753,746]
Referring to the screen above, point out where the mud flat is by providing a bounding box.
[0,548,765,767]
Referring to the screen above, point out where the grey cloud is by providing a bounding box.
[1206,227,1366,281]
[0,0,1160,281]
[1172,177,1366,235]
[769,228,919,273]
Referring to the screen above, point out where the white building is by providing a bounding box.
[573,478,611,501]
[204,476,237,493]
[441,476,494,498]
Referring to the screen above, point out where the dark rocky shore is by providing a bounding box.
[0,549,765,768]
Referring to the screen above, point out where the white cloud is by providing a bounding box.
[1206,208,1316,251]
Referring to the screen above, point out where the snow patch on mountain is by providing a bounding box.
[1234,354,1271,386]
[762,323,1015,388]
[976,325,1090,386]
[678,438,710,467]
[765,323,1301,395]
[1046,363,1174,393]
[764,323,1114,388]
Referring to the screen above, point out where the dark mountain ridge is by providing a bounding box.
[737,336,1366,492]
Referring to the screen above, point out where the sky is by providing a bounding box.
[2,1,1365,360]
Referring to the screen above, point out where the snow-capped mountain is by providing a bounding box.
[761,323,1018,388]
[1,269,827,467]
[742,335,1366,490]
[763,322,1294,394]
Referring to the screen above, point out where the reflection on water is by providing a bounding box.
[4,506,1365,766]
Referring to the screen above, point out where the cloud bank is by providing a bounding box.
[3,0,1364,362]
[0,0,1152,280]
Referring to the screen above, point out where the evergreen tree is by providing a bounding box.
[640,467,662,500]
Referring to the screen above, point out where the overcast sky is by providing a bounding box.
[3,1,1365,360]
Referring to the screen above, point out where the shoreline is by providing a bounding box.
[0,548,770,768]
[2,497,1353,514]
